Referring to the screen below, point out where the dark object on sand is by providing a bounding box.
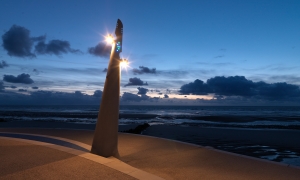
[123,123,150,134]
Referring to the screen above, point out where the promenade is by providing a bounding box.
[1,127,299,179]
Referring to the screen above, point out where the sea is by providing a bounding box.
[1,105,300,167]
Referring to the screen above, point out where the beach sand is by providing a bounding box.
[1,121,300,179]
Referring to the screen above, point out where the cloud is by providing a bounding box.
[256,82,300,99]
[179,79,212,95]
[0,81,4,91]
[121,92,149,102]
[207,76,256,96]
[35,40,81,55]
[10,85,17,89]
[132,66,156,75]
[32,86,39,89]
[88,43,111,57]
[2,25,36,58]
[164,94,169,98]
[93,90,103,97]
[179,76,300,100]
[2,25,81,58]
[0,90,103,105]
[103,68,108,72]
[124,77,148,86]
[0,61,9,68]
[137,87,149,95]
[3,73,34,84]
[75,91,83,96]
[18,89,27,92]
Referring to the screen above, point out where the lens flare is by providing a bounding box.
[105,34,114,44]
[120,59,129,71]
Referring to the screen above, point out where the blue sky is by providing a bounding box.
[0,0,300,105]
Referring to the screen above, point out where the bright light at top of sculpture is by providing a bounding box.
[105,34,114,44]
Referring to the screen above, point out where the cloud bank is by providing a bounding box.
[1,25,81,58]
[121,92,150,102]
[132,66,156,75]
[0,90,103,105]
[137,87,149,95]
[3,73,34,84]
[125,77,148,86]
[35,40,81,55]
[179,76,300,100]
[88,43,111,57]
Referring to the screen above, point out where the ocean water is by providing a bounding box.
[1,105,300,129]
[1,105,300,167]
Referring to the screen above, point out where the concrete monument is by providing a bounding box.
[91,19,123,157]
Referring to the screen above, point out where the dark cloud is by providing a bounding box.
[3,73,34,84]
[132,66,156,75]
[179,76,300,100]
[2,25,81,58]
[2,25,36,58]
[0,60,9,68]
[121,92,149,102]
[10,85,17,89]
[32,86,39,89]
[150,89,160,93]
[75,91,83,96]
[179,79,212,95]
[0,90,103,105]
[158,93,163,95]
[125,77,148,86]
[137,87,149,95]
[164,94,169,98]
[256,82,300,99]
[0,81,4,91]
[103,68,108,72]
[35,40,81,55]
[18,89,27,92]
[88,43,111,57]
[93,90,103,97]
[207,76,256,96]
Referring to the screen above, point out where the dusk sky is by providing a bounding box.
[1,0,300,105]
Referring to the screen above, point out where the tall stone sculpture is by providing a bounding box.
[91,19,123,157]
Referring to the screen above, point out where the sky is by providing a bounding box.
[0,0,300,105]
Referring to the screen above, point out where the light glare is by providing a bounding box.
[105,34,114,44]
[120,59,129,70]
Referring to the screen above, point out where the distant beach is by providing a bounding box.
[1,105,300,166]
